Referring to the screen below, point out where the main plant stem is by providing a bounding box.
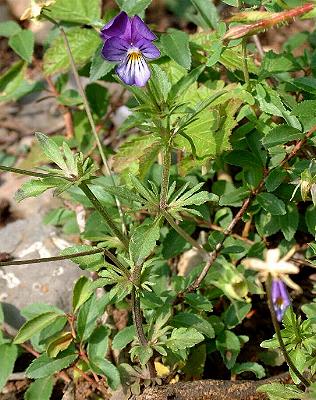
[79,182,128,250]
[160,147,171,209]
[266,275,310,388]
[131,264,156,379]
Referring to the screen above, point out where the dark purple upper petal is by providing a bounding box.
[101,37,129,62]
[131,15,157,41]
[135,37,160,59]
[100,11,130,40]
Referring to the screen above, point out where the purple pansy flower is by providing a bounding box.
[271,279,291,322]
[100,11,160,87]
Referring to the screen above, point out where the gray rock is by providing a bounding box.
[0,174,89,328]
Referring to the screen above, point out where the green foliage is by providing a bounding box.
[161,30,192,69]
[43,28,100,76]
[14,312,65,344]
[26,352,78,379]
[9,30,34,63]
[2,1,316,397]
[48,0,101,24]
[0,344,18,391]
[24,376,54,400]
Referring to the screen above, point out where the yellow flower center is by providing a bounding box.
[127,51,142,62]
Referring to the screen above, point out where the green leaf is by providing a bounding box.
[292,77,316,95]
[24,376,54,400]
[115,0,152,15]
[14,177,66,202]
[161,30,191,69]
[9,30,34,63]
[166,327,204,351]
[129,218,161,266]
[87,326,110,360]
[36,133,67,171]
[43,27,100,76]
[216,330,241,369]
[306,205,316,236]
[184,293,213,312]
[278,205,299,241]
[113,134,162,179]
[265,167,287,192]
[148,64,171,102]
[257,383,304,400]
[112,326,136,350]
[292,100,316,132]
[262,125,303,148]
[0,344,18,391]
[168,66,204,103]
[225,150,261,169]
[49,0,101,24]
[223,302,252,329]
[72,276,93,313]
[222,0,239,5]
[14,312,65,344]
[90,358,121,389]
[77,294,102,341]
[162,221,195,259]
[232,362,265,379]
[26,353,78,379]
[219,187,250,207]
[175,88,238,165]
[259,51,297,79]
[0,21,21,38]
[47,332,73,358]
[257,193,286,216]
[191,0,218,29]
[61,245,104,271]
[57,89,82,106]
[90,45,114,81]
[172,312,214,338]
[130,345,153,366]
[0,61,38,102]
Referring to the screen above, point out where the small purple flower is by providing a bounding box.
[271,279,291,322]
[100,11,160,87]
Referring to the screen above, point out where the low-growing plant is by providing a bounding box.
[1,0,316,399]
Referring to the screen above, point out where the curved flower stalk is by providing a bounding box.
[243,248,299,321]
[100,11,160,87]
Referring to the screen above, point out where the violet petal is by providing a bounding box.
[131,15,157,41]
[135,37,160,59]
[101,37,129,62]
[271,279,291,322]
[101,11,130,40]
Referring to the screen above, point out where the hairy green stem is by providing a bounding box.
[0,247,129,277]
[160,147,171,209]
[0,248,104,267]
[242,38,250,87]
[0,165,71,180]
[131,263,156,379]
[266,275,310,388]
[79,182,129,250]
